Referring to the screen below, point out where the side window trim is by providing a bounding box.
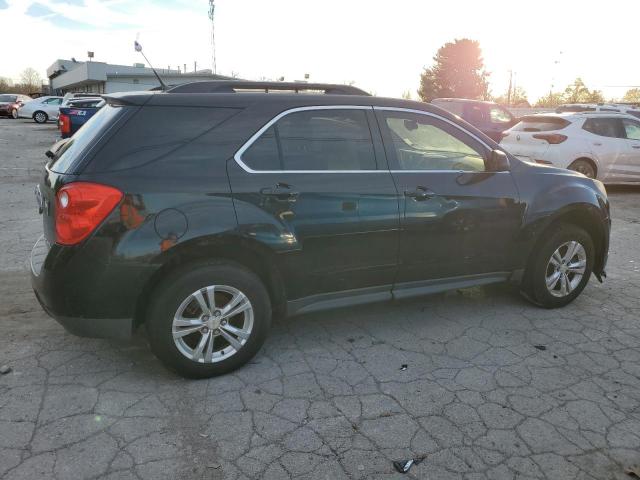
[234,105,385,174]
[373,106,496,172]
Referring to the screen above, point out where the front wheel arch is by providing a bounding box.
[521,206,606,290]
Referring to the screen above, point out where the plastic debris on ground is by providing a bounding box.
[393,456,426,473]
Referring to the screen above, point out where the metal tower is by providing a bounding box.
[208,0,217,74]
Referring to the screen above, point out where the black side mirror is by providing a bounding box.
[488,149,510,172]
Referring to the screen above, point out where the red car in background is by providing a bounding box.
[0,94,32,119]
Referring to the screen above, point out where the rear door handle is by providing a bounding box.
[404,186,435,201]
[260,182,299,201]
[632,145,640,149]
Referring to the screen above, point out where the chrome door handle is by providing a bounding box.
[404,186,435,201]
[260,182,299,201]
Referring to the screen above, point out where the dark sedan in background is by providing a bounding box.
[432,98,518,142]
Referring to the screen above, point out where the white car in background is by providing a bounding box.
[556,103,640,120]
[17,96,63,123]
[500,112,640,182]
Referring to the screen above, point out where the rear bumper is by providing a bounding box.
[30,235,137,340]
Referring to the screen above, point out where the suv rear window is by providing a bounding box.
[50,104,123,173]
[512,116,570,132]
[87,106,240,171]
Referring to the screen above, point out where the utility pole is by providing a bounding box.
[194,61,197,73]
[507,70,513,106]
[208,0,217,74]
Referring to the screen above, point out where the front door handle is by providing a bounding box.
[632,145,640,149]
[404,186,435,201]
[260,182,299,202]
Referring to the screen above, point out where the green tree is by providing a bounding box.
[494,86,529,107]
[623,88,640,103]
[401,90,413,100]
[418,39,490,102]
[535,92,564,108]
[563,78,604,104]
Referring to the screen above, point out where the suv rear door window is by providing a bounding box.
[241,109,377,171]
[582,118,624,138]
[464,104,487,124]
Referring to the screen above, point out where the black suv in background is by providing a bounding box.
[432,98,518,142]
[31,81,610,378]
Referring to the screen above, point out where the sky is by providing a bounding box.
[1,0,639,102]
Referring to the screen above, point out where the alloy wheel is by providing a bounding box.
[34,112,46,123]
[545,240,587,297]
[171,285,254,363]
[11,109,18,119]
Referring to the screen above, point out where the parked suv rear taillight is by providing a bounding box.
[532,133,568,144]
[55,182,123,245]
[59,113,70,135]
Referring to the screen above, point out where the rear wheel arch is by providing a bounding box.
[568,157,598,178]
[134,239,286,328]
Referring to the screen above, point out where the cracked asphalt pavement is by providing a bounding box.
[1,118,640,479]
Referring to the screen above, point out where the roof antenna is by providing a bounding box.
[134,36,168,91]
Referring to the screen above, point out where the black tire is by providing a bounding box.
[146,261,272,378]
[521,224,594,308]
[568,159,596,179]
[33,111,48,123]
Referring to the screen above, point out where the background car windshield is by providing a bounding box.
[0,95,17,102]
[50,104,122,173]
[385,116,485,171]
[490,107,512,123]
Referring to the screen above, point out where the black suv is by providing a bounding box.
[31,81,610,378]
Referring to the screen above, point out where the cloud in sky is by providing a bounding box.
[2,0,639,101]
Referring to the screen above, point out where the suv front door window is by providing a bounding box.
[376,108,521,284]
[231,107,400,300]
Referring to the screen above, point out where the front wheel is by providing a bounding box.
[522,224,594,308]
[146,261,272,378]
[33,111,48,123]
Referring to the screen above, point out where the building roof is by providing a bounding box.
[47,59,232,91]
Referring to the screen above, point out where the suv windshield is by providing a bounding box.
[50,104,123,173]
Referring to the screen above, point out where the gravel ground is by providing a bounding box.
[1,118,640,480]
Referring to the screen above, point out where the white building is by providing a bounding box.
[47,59,231,95]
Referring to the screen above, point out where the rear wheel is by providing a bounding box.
[33,111,48,123]
[146,261,272,378]
[521,224,594,308]
[568,159,596,179]
[10,109,18,119]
